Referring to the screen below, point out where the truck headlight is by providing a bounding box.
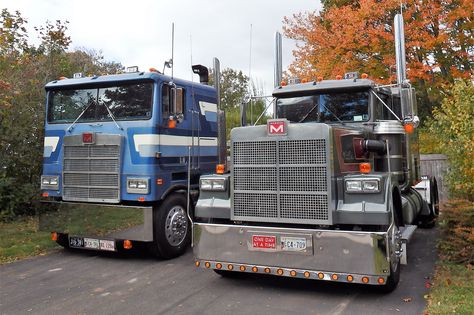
[41,175,59,190]
[345,179,380,193]
[200,178,226,191]
[127,178,149,194]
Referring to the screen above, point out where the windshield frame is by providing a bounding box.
[46,79,155,124]
[275,89,371,123]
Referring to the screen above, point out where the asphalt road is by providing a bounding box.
[0,228,437,315]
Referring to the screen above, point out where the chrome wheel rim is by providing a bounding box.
[165,206,188,246]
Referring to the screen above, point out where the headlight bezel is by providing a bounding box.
[200,177,227,192]
[345,178,380,193]
[127,178,150,194]
[41,175,60,190]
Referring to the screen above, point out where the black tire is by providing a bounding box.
[419,178,439,229]
[149,193,190,259]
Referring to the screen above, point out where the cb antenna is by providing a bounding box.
[171,23,175,79]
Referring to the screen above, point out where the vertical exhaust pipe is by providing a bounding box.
[213,57,226,167]
[274,32,282,88]
[394,14,407,86]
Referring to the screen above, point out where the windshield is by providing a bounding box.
[47,81,153,123]
[276,91,369,123]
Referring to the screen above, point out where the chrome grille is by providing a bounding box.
[62,134,121,203]
[232,138,330,224]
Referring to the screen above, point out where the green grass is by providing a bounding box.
[0,216,59,264]
[425,200,474,315]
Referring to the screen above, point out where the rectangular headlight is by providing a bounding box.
[345,178,380,193]
[200,178,226,191]
[345,180,362,192]
[41,175,59,190]
[127,178,149,194]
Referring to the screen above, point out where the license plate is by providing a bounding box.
[252,235,276,249]
[69,236,84,248]
[281,236,307,251]
[84,238,99,249]
[99,239,115,251]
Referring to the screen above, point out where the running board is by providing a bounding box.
[399,225,417,265]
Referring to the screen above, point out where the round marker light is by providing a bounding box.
[362,277,369,283]
[359,163,371,174]
[252,266,258,272]
[404,123,414,134]
[290,270,297,277]
[331,274,339,280]
[281,81,287,86]
[205,262,211,268]
[361,73,369,79]
[318,272,324,279]
[240,265,246,272]
[195,261,200,267]
[317,76,323,82]
[264,267,271,274]
[216,263,222,269]
[336,75,342,80]
[51,232,58,241]
[378,277,385,284]
[227,264,234,270]
[277,269,284,275]
[304,271,310,278]
[347,275,354,282]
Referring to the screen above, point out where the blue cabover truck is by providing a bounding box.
[39,62,225,258]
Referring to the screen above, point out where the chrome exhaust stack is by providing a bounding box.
[213,57,226,167]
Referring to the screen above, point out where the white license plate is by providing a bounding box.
[281,237,307,251]
[99,240,115,251]
[84,238,99,249]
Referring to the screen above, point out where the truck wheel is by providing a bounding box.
[149,193,190,259]
[419,178,439,229]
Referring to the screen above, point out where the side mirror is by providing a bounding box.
[171,88,184,116]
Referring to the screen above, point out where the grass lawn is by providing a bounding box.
[0,216,59,264]
[425,200,474,315]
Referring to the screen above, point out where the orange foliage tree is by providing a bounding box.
[283,0,473,119]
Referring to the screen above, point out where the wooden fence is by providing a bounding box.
[419,154,449,201]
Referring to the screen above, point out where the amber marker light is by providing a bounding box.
[361,73,369,79]
[347,275,354,282]
[216,164,225,174]
[404,123,414,134]
[317,76,323,82]
[336,75,342,80]
[137,197,145,202]
[149,67,159,73]
[123,240,132,250]
[359,163,371,174]
[227,264,234,270]
[277,269,284,275]
[216,263,222,269]
[331,274,339,281]
[168,118,176,129]
[205,262,211,268]
[195,261,200,267]
[378,277,385,284]
[59,76,67,80]
[362,277,369,283]
[281,81,287,86]
[240,266,246,272]
[51,232,58,241]
[42,192,49,197]
[264,268,271,274]
[301,78,308,83]
[318,272,324,279]
[252,266,258,272]
[156,178,163,185]
[290,270,297,277]
[304,271,310,278]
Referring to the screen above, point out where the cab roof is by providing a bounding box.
[272,79,375,97]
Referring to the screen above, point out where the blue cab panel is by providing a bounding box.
[41,71,219,203]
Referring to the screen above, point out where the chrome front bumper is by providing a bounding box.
[39,201,153,242]
[193,223,393,284]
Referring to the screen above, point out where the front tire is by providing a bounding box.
[149,193,190,259]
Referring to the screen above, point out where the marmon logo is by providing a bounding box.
[267,119,287,136]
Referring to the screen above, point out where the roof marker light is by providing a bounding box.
[336,75,342,80]
[361,73,369,79]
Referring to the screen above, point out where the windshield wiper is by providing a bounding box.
[66,100,95,132]
[298,103,319,123]
[101,102,123,130]
[320,102,344,124]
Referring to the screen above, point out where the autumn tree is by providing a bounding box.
[283,0,474,120]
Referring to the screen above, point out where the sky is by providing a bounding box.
[3,0,321,96]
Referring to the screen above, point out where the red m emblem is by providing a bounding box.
[267,119,287,136]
